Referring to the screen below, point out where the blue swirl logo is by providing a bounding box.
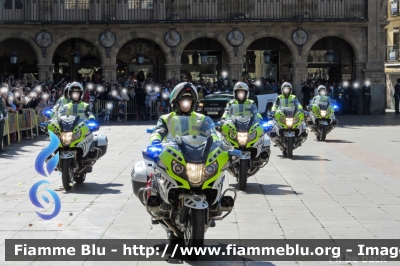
[35,131,60,177]
[29,180,61,220]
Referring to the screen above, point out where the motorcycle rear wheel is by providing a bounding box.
[238,160,247,191]
[184,209,205,260]
[61,159,74,191]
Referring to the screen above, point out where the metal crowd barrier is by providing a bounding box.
[94,100,170,121]
[1,108,40,149]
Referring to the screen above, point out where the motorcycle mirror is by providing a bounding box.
[228,149,241,157]
[215,122,222,127]
[146,127,156,134]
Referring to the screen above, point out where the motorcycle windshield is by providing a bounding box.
[57,115,82,132]
[227,104,260,132]
[164,116,220,162]
[317,102,329,111]
[279,107,297,119]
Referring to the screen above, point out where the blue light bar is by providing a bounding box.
[44,108,53,118]
[147,145,163,153]
[333,105,339,111]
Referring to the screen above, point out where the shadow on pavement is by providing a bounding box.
[230,183,300,196]
[0,135,47,159]
[62,182,123,194]
[275,155,330,161]
[322,139,354,144]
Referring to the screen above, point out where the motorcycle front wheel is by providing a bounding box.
[321,125,328,141]
[238,159,247,191]
[184,209,205,260]
[61,159,74,191]
[287,137,294,158]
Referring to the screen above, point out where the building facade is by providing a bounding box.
[0,0,388,113]
[386,0,400,109]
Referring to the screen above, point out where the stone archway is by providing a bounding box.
[52,38,103,82]
[116,38,166,82]
[0,38,40,80]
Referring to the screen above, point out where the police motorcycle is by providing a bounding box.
[267,107,308,159]
[216,104,272,190]
[39,109,108,190]
[131,116,240,259]
[307,100,339,141]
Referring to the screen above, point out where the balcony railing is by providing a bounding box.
[0,0,368,24]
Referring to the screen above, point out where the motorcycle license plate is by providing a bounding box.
[320,121,328,125]
[284,132,295,137]
[207,112,218,115]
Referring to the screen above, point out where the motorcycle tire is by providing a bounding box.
[287,137,294,159]
[61,159,74,191]
[74,174,86,184]
[184,209,205,260]
[321,125,328,141]
[238,159,247,191]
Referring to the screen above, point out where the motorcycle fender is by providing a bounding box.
[263,135,271,147]
[319,121,329,126]
[240,152,251,160]
[59,150,76,159]
[93,132,108,146]
[284,132,296,137]
[182,194,209,209]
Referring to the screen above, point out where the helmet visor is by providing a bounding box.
[283,87,291,95]
[71,91,80,101]
[237,91,246,101]
[178,99,192,113]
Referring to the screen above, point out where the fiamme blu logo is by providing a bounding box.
[29,131,61,220]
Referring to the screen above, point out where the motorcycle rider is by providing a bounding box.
[221,82,262,120]
[150,82,219,145]
[149,82,219,241]
[309,85,332,106]
[59,82,95,120]
[51,83,71,118]
[271,82,303,111]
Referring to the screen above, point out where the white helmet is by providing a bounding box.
[233,82,249,100]
[281,82,292,95]
[68,81,84,101]
[317,85,327,93]
[169,82,198,114]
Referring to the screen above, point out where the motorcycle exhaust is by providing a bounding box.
[162,219,180,237]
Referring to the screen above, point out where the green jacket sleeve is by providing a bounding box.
[221,100,234,119]
[149,116,168,143]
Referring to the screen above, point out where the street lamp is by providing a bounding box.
[264,37,271,63]
[73,50,81,64]
[137,42,145,64]
[326,37,335,63]
[10,51,17,64]
[201,38,208,64]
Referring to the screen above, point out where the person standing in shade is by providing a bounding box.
[301,82,312,107]
[0,86,8,153]
[394,78,400,114]
[350,82,361,115]
[362,80,372,115]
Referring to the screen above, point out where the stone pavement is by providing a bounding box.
[0,113,400,266]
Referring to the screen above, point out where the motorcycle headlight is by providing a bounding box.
[279,116,286,124]
[248,132,256,140]
[72,130,82,141]
[60,132,73,146]
[172,161,184,175]
[204,162,218,177]
[186,163,204,185]
[229,131,237,139]
[237,132,248,146]
[286,118,294,128]
[320,110,327,117]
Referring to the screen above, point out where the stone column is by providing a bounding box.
[291,62,308,102]
[165,63,182,80]
[227,63,243,81]
[354,62,366,81]
[37,64,54,82]
[101,64,118,82]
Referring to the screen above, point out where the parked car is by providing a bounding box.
[197,91,278,119]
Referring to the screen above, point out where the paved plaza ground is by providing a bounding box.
[1,112,400,265]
